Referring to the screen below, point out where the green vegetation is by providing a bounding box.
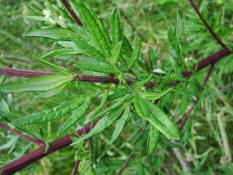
[0,0,232,174]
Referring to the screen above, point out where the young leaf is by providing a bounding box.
[129,39,141,68]
[133,94,180,140]
[12,99,85,126]
[147,124,160,155]
[70,1,111,59]
[110,8,121,46]
[111,103,131,143]
[32,56,70,75]
[72,107,124,145]
[111,41,122,65]
[58,97,92,134]
[0,75,72,93]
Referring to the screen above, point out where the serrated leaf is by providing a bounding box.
[72,38,105,62]
[129,39,141,68]
[111,41,122,65]
[111,103,130,143]
[89,94,133,122]
[0,75,72,93]
[12,99,85,126]
[32,56,70,75]
[110,8,121,46]
[27,28,78,39]
[72,107,124,145]
[147,124,160,155]
[133,94,180,140]
[58,97,92,134]
[70,1,111,59]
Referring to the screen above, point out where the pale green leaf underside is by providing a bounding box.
[0,75,72,93]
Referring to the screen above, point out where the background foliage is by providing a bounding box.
[0,0,233,174]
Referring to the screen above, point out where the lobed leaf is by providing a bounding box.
[0,75,72,93]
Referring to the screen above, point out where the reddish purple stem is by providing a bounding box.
[0,124,44,146]
[118,155,133,175]
[61,0,83,26]
[0,121,98,175]
[188,0,229,49]
[72,160,80,175]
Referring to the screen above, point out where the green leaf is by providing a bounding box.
[129,39,141,68]
[0,75,72,93]
[72,38,105,62]
[133,94,180,140]
[149,48,159,72]
[34,82,68,99]
[121,33,133,58]
[12,99,85,126]
[111,41,122,65]
[70,1,111,59]
[176,10,183,42]
[58,97,92,134]
[89,90,109,121]
[140,88,173,101]
[89,94,133,122]
[75,57,116,73]
[110,8,121,46]
[72,107,124,145]
[111,103,130,143]
[32,56,70,75]
[27,28,78,40]
[147,124,160,155]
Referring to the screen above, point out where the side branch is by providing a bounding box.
[0,121,98,175]
[182,48,231,77]
[188,0,229,49]
[61,0,83,26]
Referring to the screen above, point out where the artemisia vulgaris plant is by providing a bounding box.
[0,0,232,174]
